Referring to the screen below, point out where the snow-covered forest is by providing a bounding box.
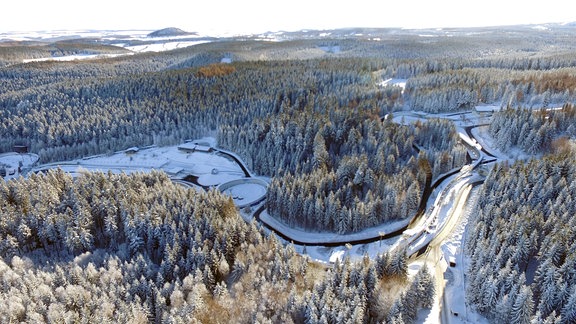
[466,156,576,323]
[489,104,576,154]
[2,24,576,323]
[0,169,433,322]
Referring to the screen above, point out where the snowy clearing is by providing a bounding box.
[29,138,246,188]
[22,53,132,63]
[0,152,39,180]
[124,40,212,53]
[379,78,407,89]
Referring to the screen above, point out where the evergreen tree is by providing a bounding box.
[511,286,535,324]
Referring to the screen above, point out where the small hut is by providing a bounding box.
[13,145,28,153]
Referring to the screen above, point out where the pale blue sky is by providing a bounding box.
[2,0,575,34]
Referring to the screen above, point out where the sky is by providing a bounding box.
[2,0,575,35]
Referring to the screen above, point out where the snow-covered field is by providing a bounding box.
[0,29,151,41]
[29,138,246,188]
[1,29,216,63]
[23,53,133,63]
[379,78,407,90]
[0,152,39,180]
[123,40,212,53]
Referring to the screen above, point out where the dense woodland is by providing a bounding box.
[256,116,466,233]
[2,25,576,322]
[1,42,467,233]
[466,156,576,323]
[489,103,576,154]
[0,170,433,322]
[404,66,576,112]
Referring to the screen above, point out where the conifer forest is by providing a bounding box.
[2,25,576,323]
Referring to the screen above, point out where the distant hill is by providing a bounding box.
[148,27,195,38]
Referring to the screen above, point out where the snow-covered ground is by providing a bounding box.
[300,236,401,264]
[0,29,211,43]
[1,29,216,63]
[434,187,490,324]
[218,178,268,207]
[19,39,213,63]
[29,138,247,188]
[470,125,534,162]
[123,40,212,53]
[221,182,266,202]
[0,152,39,180]
[379,78,407,89]
[0,29,151,41]
[22,53,133,63]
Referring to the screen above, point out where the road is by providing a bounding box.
[416,179,474,323]
[429,183,472,247]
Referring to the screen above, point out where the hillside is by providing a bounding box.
[147,27,195,37]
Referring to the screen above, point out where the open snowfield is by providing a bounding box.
[2,29,215,63]
[30,138,246,188]
[19,39,213,63]
[379,78,407,91]
[123,40,212,53]
[0,152,39,180]
[0,29,151,41]
[22,53,133,63]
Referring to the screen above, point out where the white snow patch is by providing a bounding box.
[458,131,482,151]
[124,40,211,53]
[0,152,39,180]
[222,182,266,199]
[23,53,132,63]
[329,250,346,263]
[470,125,533,161]
[475,104,502,112]
[379,78,407,90]
[295,237,400,265]
[30,137,246,188]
